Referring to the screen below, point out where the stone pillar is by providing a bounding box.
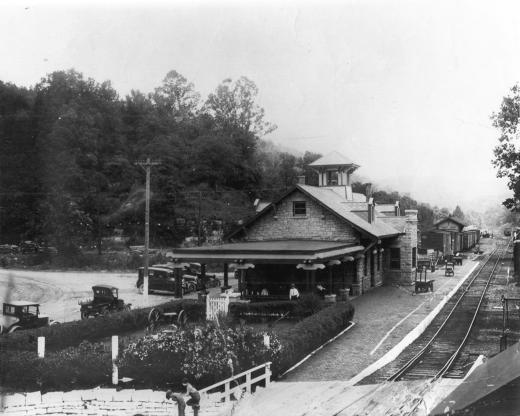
[352,255,364,296]
[377,248,384,286]
[401,210,418,284]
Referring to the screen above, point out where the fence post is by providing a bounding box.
[206,294,210,320]
[112,335,118,385]
[246,372,251,394]
[265,363,271,387]
[37,336,45,358]
[224,381,230,402]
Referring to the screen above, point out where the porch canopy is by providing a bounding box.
[166,240,364,264]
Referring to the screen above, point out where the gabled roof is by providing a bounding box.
[434,216,467,228]
[228,184,401,240]
[308,151,360,168]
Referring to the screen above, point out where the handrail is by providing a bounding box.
[199,361,272,402]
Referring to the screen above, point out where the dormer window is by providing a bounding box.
[293,201,307,216]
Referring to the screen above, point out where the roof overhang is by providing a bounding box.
[166,240,365,264]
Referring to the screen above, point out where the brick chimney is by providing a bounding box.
[365,183,372,202]
[368,197,374,223]
[394,201,400,216]
[297,175,306,185]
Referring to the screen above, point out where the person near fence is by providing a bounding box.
[166,390,186,416]
[289,283,300,300]
[182,378,201,415]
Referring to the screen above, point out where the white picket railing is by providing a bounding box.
[199,362,272,403]
[206,294,229,320]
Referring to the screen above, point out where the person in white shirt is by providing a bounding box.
[289,284,300,300]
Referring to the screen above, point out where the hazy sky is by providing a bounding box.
[1,0,518,211]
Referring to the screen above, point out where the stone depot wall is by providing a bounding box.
[1,389,231,416]
[384,210,418,285]
[245,190,359,243]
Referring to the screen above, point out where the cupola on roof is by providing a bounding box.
[309,151,360,170]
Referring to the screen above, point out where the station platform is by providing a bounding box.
[232,241,495,416]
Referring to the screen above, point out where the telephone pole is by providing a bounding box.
[136,158,160,303]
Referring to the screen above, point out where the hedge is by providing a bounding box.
[0,299,205,351]
[228,294,324,322]
[0,300,354,392]
[0,341,111,392]
[273,300,355,376]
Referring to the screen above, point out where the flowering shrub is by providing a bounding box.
[118,323,282,389]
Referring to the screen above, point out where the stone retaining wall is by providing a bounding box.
[1,388,231,416]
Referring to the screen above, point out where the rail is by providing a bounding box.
[433,244,507,380]
[387,242,508,382]
[199,362,272,403]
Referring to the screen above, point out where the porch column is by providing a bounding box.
[201,263,207,290]
[223,263,229,288]
[174,267,183,298]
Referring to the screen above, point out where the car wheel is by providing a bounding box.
[177,309,188,327]
[188,283,196,293]
[81,311,89,320]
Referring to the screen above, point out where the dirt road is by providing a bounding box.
[0,268,179,323]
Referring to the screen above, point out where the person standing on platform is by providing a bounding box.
[289,283,300,300]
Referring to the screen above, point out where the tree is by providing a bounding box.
[204,77,277,137]
[33,70,128,254]
[491,84,520,209]
[152,70,200,118]
[452,205,465,221]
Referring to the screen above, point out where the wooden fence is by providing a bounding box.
[206,294,229,320]
[200,362,272,403]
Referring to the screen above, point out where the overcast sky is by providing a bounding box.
[1,0,518,211]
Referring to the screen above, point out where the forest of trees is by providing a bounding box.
[0,69,463,256]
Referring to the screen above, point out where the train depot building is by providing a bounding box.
[167,152,419,299]
[420,216,480,257]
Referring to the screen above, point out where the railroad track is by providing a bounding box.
[385,241,509,382]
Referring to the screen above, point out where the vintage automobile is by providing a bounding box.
[136,263,220,295]
[79,285,131,319]
[0,301,54,334]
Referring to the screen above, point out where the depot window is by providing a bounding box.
[390,248,401,269]
[293,201,307,216]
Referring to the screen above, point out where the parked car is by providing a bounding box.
[136,263,220,295]
[182,263,221,289]
[19,241,39,254]
[79,285,131,319]
[0,301,55,334]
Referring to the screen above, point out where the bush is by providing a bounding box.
[0,341,110,391]
[272,300,355,376]
[228,294,324,322]
[1,299,205,351]
[117,323,282,390]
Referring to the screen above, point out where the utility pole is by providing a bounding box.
[136,158,160,303]
[197,191,202,246]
